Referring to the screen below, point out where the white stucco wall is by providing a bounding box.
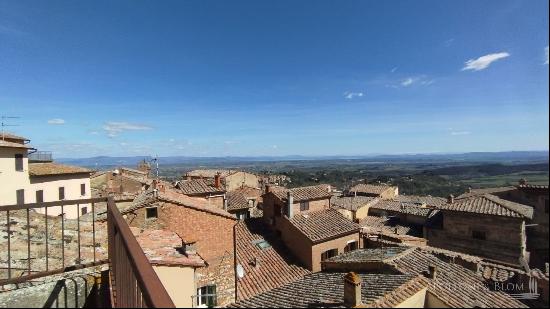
[31,174,91,219]
[0,147,30,205]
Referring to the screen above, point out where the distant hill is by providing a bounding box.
[57,151,549,168]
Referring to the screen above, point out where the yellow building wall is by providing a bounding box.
[0,147,30,206]
[153,266,196,308]
[395,287,427,308]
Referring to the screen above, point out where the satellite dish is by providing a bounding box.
[236,264,245,279]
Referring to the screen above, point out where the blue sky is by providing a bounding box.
[0,0,548,158]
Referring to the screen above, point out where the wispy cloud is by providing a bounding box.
[544,46,549,65]
[462,52,510,71]
[343,91,364,99]
[444,38,455,47]
[47,118,65,125]
[450,131,471,136]
[399,76,435,87]
[401,78,416,87]
[390,67,398,73]
[103,121,153,137]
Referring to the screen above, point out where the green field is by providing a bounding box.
[460,171,549,188]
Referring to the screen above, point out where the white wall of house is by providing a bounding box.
[0,147,31,205]
[31,174,91,219]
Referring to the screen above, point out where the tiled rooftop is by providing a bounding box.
[369,200,435,217]
[0,132,29,141]
[439,194,533,219]
[235,219,311,301]
[184,169,235,178]
[457,187,515,199]
[288,209,360,243]
[392,195,446,207]
[330,196,378,211]
[271,184,332,202]
[229,272,428,308]
[132,228,206,267]
[349,183,394,195]
[227,187,262,211]
[28,162,92,176]
[177,178,225,195]
[0,140,33,149]
[359,216,420,236]
[324,248,410,264]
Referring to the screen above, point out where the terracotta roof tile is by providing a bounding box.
[0,140,32,149]
[330,196,378,211]
[235,219,311,301]
[271,185,332,202]
[288,209,360,243]
[28,162,92,176]
[457,187,515,199]
[184,169,235,178]
[392,195,446,207]
[229,272,428,308]
[177,178,225,195]
[369,200,435,217]
[349,183,395,196]
[439,194,533,219]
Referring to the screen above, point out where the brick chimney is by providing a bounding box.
[447,194,454,204]
[214,173,221,189]
[425,265,438,280]
[287,191,294,219]
[343,272,362,307]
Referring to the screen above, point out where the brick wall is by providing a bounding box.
[124,201,237,306]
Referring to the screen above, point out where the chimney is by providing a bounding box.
[425,265,438,280]
[519,178,528,186]
[468,186,472,193]
[287,191,294,219]
[343,272,362,307]
[214,173,221,188]
[223,197,228,211]
[447,194,454,204]
[265,184,271,194]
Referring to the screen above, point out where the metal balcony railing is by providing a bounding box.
[28,151,53,162]
[0,197,175,308]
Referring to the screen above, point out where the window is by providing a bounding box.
[237,210,250,220]
[16,189,25,205]
[344,241,358,253]
[15,154,23,171]
[300,201,309,211]
[36,190,44,203]
[472,230,486,240]
[196,285,217,307]
[81,207,88,216]
[80,183,86,196]
[145,207,158,219]
[321,248,338,261]
[58,187,65,200]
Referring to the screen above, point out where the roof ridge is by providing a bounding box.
[482,194,533,219]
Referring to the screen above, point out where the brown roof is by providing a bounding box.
[122,189,236,220]
[439,194,533,219]
[323,247,527,308]
[369,200,435,217]
[349,183,395,196]
[457,186,515,199]
[330,196,378,211]
[229,272,429,308]
[288,209,360,243]
[184,169,235,178]
[387,248,528,308]
[0,132,29,142]
[132,228,206,267]
[227,191,252,211]
[28,162,92,176]
[271,184,332,202]
[359,216,417,236]
[0,140,33,149]
[392,195,446,207]
[235,219,311,301]
[177,178,225,195]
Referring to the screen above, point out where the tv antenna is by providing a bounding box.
[1,116,21,141]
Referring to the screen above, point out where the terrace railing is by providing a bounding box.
[28,151,53,163]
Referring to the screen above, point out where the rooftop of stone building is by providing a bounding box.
[330,196,378,211]
[348,183,395,195]
[321,247,529,308]
[287,209,361,243]
[229,272,429,308]
[269,184,333,202]
[391,195,446,207]
[131,228,205,267]
[440,194,533,219]
[28,162,92,177]
[368,200,437,217]
[184,169,236,178]
[176,178,225,195]
[234,218,311,301]
[0,140,33,149]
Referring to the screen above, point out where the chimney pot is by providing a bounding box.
[519,178,528,186]
[287,191,294,218]
[447,194,454,204]
[343,272,362,307]
[214,173,221,189]
[427,265,438,280]
[468,186,472,193]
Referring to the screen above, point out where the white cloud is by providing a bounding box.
[401,78,416,87]
[47,118,65,125]
[103,121,153,137]
[444,38,455,47]
[544,46,549,65]
[450,131,471,136]
[343,91,364,99]
[391,67,398,73]
[462,52,510,71]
